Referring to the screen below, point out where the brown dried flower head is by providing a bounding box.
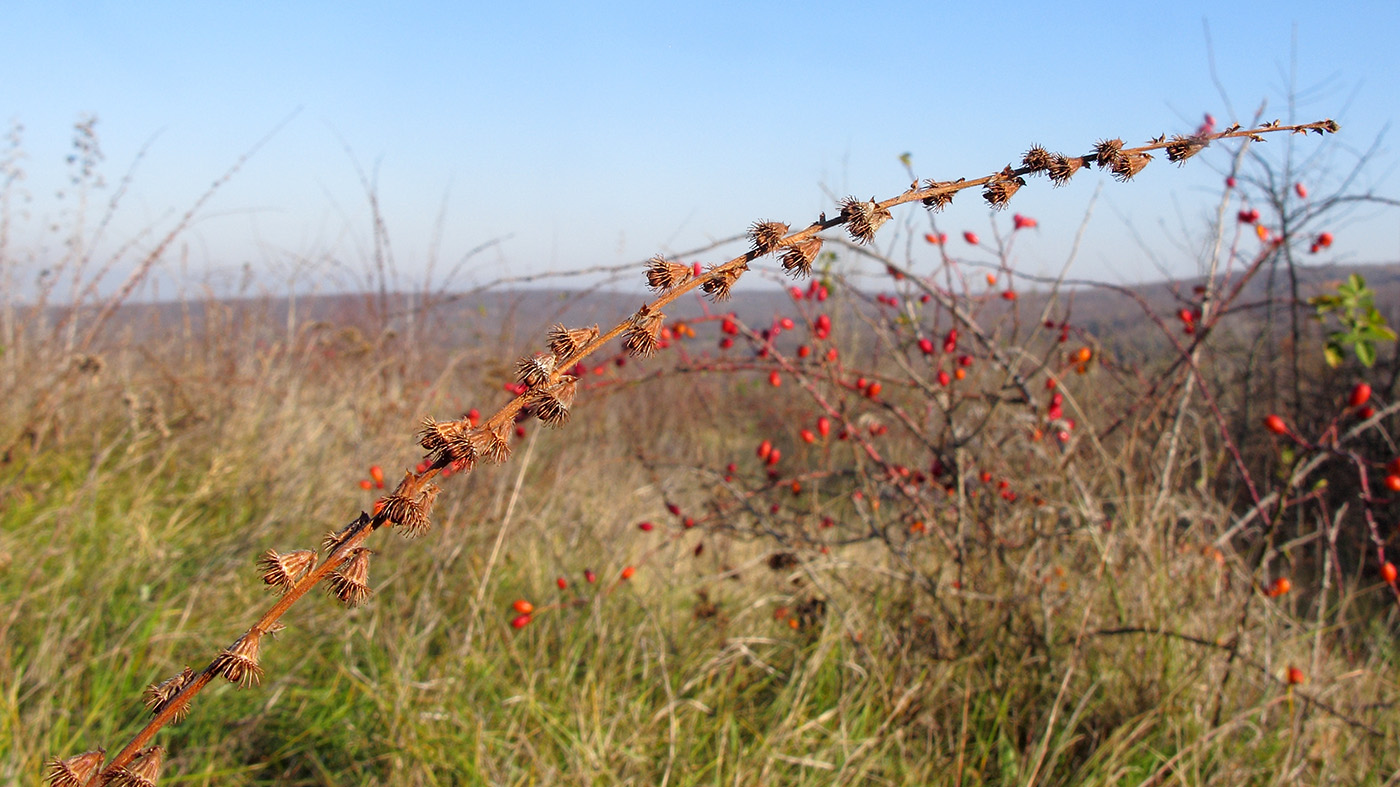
[1094,138,1125,170]
[1165,134,1207,165]
[213,630,265,688]
[1111,151,1152,182]
[418,416,476,469]
[257,549,317,593]
[983,166,1025,209]
[780,237,823,278]
[328,548,374,607]
[143,667,195,724]
[531,375,577,428]
[46,749,106,787]
[700,264,744,302]
[515,352,557,388]
[382,484,440,538]
[839,197,892,244]
[920,179,960,211]
[747,220,790,255]
[470,420,513,464]
[623,304,666,357]
[547,323,600,359]
[108,745,164,787]
[644,255,693,292]
[1021,145,1053,174]
[1045,154,1083,187]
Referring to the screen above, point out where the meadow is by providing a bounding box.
[8,117,1400,785]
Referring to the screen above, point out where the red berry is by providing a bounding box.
[369,465,385,486]
[766,448,781,466]
[769,371,782,387]
[358,479,373,490]
[757,440,772,460]
[1263,414,1288,435]
[638,521,654,532]
[620,565,636,580]
[1359,405,1376,418]
[1384,475,1400,493]
[1316,231,1334,248]
[467,408,481,425]
[584,569,597,584]
[1268,577,1291,597]
[937,370,951,387]
[1349,382,1372,408]
[866,382,882,398]
[816,416,831,437]
[924,232,938,244]
[511,614,532,629]
[1012,213,1037,230]
[512,599,534,614]
[963,231,980,245]
[1001,290,1016,301]
[1388,458,1400,475]
[557,577,568,590]
[797,345,811,358]
[1295,182,1308,199]
[1225,176,1237,188]
[800,428,816,444]
[1286,666,1305,686]
[918,337,934,354]
[1383,562,1398,584]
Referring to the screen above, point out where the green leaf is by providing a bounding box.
[1356,341,1377,367]
[1324,344,1344,367]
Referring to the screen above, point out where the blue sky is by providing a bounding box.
[3,1,1397,295]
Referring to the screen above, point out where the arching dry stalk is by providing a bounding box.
[54,117,1338,785]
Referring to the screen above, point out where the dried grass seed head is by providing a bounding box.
[1021,145,1053,174]
[547,323,600,359]
[700,264,744,302]
[258,549,317,592]
[108,746,165,787]
[531,375,577,428]
[644,255,693,292]
[143,667,195,724]
[839,196,892,244]
[213,630,265,688]
[1111,151,1152,181]
[419,416,476,470]
[1093,138,1125,170]
[470,421,513,464]
[747,220,789,255]
[46,749,106,787]
[328,547,374,606]
[382,484,440,538]
[515,352,556,388]
[1165,134,1207,165]
[1045,154,1083,187]
[780,237,823,278]
[323,512,370,553]
[623,304,666,357]
[982,166,1025,209]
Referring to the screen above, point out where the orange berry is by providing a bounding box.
[369,465,385,485]
[954,368,966,381]
[788,617,800,630]
[1382,562,1398,584]
[1073,347,1092,364]
[512,599,534,614]
[1384,475,1400,493]
[1263,415,1288,435]
[800,428,815,444]
[358,479,373,490]
[621,565,636,580]
[1286,666,1305,685]
[1268,577,1291,597]
[769,371,782,387]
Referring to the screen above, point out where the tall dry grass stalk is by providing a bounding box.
[47,118,1339,785]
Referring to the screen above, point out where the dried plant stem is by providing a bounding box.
[79,117,1336,783]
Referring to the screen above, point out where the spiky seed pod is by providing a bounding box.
[257,549,317,592]
[623,305,666,357]
[382,484,440,538]
[1022,145,1053,174]
[1094,138,1125,170]
[213,631,265,688]
[1110,151,1152,182]
[700,264,744,302]
[982,166,1025,209]
[46,749,106,787]
[323,513,370,553]
[515,352,556,388]
[469,420,513,464]
[143,667,195,724]
[644,255,691,291]
[1165,135,1207,165]
[107,746,164,787]
[747,221,789,255]
[780,237,823,278]
[531,375,577,427]
[328,548,374,607]
[1045,154,1083,187]
[920,179,959,211]
[839,197,892,244]
[419,417,476,469]
[547,323,600,358]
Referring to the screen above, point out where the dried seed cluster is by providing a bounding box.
[212,630,265,688]
[839,197,892,244]
[143,667,195,724]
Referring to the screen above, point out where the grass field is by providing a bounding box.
[5,270,1399,786]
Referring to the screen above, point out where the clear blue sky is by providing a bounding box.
[4,0,1397,294]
